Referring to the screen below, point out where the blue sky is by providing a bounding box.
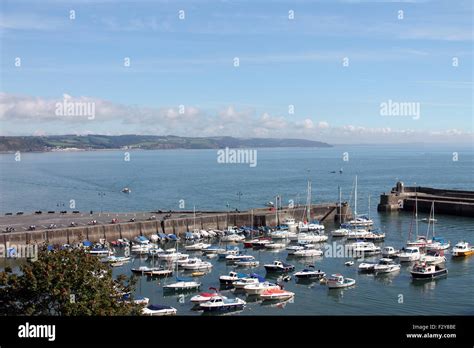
[0,0,472,144]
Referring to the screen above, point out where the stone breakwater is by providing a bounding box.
[0,203,351,249]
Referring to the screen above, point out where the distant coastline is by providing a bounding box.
[0,135,332,153]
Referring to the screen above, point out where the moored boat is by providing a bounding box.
[142,304,177,316]
[410,262,448,279]
[451,241,474,257]
[264,260,295,272]
[219,271,248,285]
[260,288,295,301]
[398,246,421,262]
[326,274,356,289]
[199,296,246,312]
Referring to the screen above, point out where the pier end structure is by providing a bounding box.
[377,181,474,217]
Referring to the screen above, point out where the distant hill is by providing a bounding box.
[0,135,332,152]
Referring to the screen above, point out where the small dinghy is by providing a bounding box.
[260,288,295,301]
[192,271,206,277]
[410,262,448,280]
[345,261,354,266]
[142,304,177,316]
[326,274,356,289]
[199,296,246,312]
[264,260,295,272]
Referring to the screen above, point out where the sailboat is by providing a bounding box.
[297,179,324,233]
[425,202,450,251]
[347,176,373,227]
[406,189,430,248]
[163,240,201,292]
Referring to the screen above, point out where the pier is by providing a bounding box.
[377,182,474,217]
[0,203,351,247]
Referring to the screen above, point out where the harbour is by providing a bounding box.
[1,145,473,316]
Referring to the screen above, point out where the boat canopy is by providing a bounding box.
[168,234,178,240]
[82,240,93,247]
[249,273,265,282]
[147,304,172,310]
[158,233,167,239]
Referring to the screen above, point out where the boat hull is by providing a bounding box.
[411,269,448,279]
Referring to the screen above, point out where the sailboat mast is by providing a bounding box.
[338,186,342,225]
[415,187,418,237]
[306,180,312,222]
[354,175,358,216]
[368,194,371,220]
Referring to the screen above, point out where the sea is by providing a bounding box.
[0,144,473,315]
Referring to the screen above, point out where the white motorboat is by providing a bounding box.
[264,260,295,272]
[157,248,189,261]
[410,262,448,279]
[131,266,156,274]
[199,296,246,312]
[373,258,401,274]
[358,261,376,272]
[184,242,212,251]
[420,250,446,265]
[217,246,240,259]
[219,271,248,285]
[265,242,286,250]
[260,288,295,301]
[270,230,292,239]
[345,261,354,266]
[181,259,213,271]
[234,260,260,267]
[326,274,356,289]
[297,233,328,244]
[345,241,381,256]
[232,277,260,289]
[225,254,255,263]
[331,228,350,237]
[221,234,245,242]
[191,290,223,304]
[131,243,154,254]
[451,241,474,257]
[244,282,280,295]
[283,217,297,229]
[177,256,198,267]
[142,304,177,316]
[398,247,421,262]
[382,246,399,258]
[202,246,225,255]
[293,266,325,279]
[286,245,304,255]
[293,248,323,258]
[163,277,201,291]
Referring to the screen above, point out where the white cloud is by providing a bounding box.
[0,92,472,144]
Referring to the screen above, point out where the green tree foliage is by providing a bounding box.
[0,247,142,315]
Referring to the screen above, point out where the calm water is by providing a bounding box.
[0,145,473,315]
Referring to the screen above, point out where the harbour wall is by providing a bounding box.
[377,182,474,217]
[1,203,351,249]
